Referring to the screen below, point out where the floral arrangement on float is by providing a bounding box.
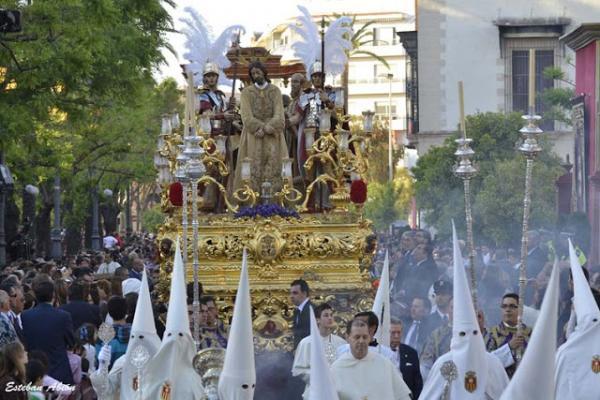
[234,204,300,219]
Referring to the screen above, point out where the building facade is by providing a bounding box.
[409,0,600,161]
[562,24,600,264]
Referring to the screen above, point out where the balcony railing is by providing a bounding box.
[347,77,404,84]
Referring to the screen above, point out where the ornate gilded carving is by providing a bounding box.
[157,213,374,351]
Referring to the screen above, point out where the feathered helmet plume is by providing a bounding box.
[180,7,245,86]
[290,5,352,79]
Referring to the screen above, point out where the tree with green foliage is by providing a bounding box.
[540,65,575,126]
[0,0,181,256]
[412,112,564,246]
[364,167,414,231]
[142,204,166,233]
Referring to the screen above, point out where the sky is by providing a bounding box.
[156,0,413,85]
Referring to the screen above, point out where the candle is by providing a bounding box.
[200,115,211,135]
[161,115,172,135]
[320,110,331,132]
[215,135,227,155]
[334,87,345,109]
[281,158,293,179]
[305,128,315,150]
[171,113,180,130]
[242,158,252,180]
[339,130,350,151]
[458,81,466,139]
[528,49,536,113]
[362,110,374,133]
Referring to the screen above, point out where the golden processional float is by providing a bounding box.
[153,45,377,354]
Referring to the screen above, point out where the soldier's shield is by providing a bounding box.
[464,371,477,393]
[592,355,600,374]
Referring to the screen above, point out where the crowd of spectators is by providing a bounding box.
[372,226,600,379]
[0,224,599,398]
[0,233,171,398]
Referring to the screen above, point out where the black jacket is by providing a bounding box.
[292,300,312,350]
[60,300,101,330]
[22,303,75,384]
[398,343,423,399]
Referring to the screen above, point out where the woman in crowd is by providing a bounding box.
[0,341,28,400]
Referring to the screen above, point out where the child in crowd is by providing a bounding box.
[78,323,97,373]
[25,359,46,400]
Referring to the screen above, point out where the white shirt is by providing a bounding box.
[297,297,310,313]
[331,351,411,400]
[96,261,121,275]
[103,236,118,249]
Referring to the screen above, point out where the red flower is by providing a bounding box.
[350,180,367,204]
[372,279,380,289]
[169,182,183,206]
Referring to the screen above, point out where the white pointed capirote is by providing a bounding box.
[568,239,600,328]
[219,248,256,400]
[120,267,161,399]
[164,239,192,336]
[554,240,600,400]
[143,238,205,399]
[419,222,509,400]
[449,221,488,398]
[309,306,340,400]
[500,259,559,400]
[372,251,391,347]
[131,268,159,338]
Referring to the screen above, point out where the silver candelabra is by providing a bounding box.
[183,133,206,350]
[454,136,478,310]
[516,111,542,363]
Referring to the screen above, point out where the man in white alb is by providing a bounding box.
[331,319,412,400]
[336,311,397,364]
[292,302,347,399]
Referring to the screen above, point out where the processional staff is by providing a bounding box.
[516,49,543,363]
[454,81,479,310]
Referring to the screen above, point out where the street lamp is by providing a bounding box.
[88,169,109,252]
[23,184,38,260]
[379,72,394,182]
[91,184,100,251]
[0,158,13,267]
[50,174,62,260]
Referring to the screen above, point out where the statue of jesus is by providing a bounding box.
[233,61,288,194]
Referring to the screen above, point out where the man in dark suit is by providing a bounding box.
[401,243,439,301]
[290,279,311,349]
[401,296,432,354]
[424,280,452,333]
[0,281,25,342]
[60,279,101,330]
[22,281,75,384]
[391,319,423,399]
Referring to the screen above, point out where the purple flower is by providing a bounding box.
[234,204,300,219]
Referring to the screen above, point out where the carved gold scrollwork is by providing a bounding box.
[157,214,374,351]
